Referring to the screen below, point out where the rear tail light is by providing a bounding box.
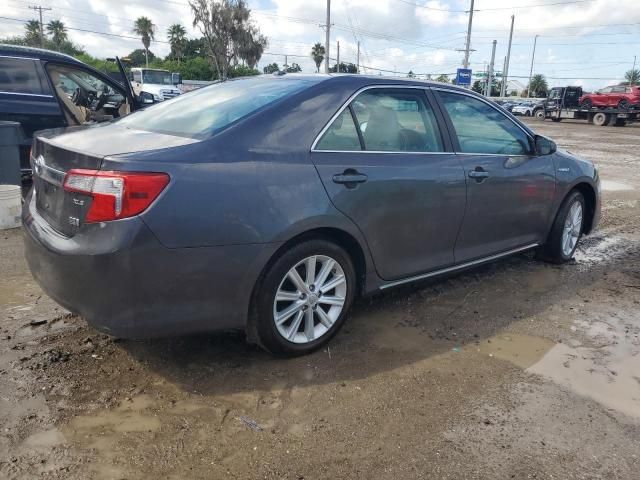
[63,169,169,223]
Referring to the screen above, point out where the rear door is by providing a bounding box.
[434,88,556,263]
[311,86,466,281]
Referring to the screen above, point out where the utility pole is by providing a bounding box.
[633,55,637,85]
[284,55,288,70]
[463,0,475,69]
[486,40,497,97]
[29,5,52,47]
[324,0,331,74]
[501,15,515,97]
[356,41,360,74]
[336,41,340,73]
[527,35,539,98]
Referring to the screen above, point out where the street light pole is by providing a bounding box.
[486,40,497,97]
[324,0,331,74]
[501,15,515,97]
[527,35,539,98]
[463,0,475,69]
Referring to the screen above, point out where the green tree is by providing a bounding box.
[471,79,483,93]
[285,62,301,73]
[330,62,357,73]
[189,0,267,79]
[625,68,640,86]
[46,20,68,51]
[435,74,449,83]
[407,70,416,78]
[24,20,41,46]
[124,49,156,67]
[167,24,187,63]
[132,16,156,67]
[310,42,325,73]
[263,62,279,74]
[528,74,548,98]
[183,38,206,59]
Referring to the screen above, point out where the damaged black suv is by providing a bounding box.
[0,45,152,181]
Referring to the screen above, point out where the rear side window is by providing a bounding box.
[0,57,45,94]
[315,88,444,153]
[118,77,318,138]
[439,91,533,156]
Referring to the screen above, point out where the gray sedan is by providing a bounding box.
[23,74,600,356]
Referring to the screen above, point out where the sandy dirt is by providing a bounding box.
[1,118,639,479]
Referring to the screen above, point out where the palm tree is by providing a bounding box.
[310,43,325,73]
[625,69,640,86]
[46,20,68,51]
[24,20,41,47]
[167,23,187,63]
[528,74,549,97]
[132,17,156,67]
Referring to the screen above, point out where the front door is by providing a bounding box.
[434,89,556,263]
[311,87,466,281]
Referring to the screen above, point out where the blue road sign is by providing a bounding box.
[456,68,473,87]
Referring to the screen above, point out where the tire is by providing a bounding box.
[618,99,629,110]
[551,117,562,122]
[534,109,545,120]
[253,239,356,356]
[538,191,585,264]
[525,110,531,117]
[592,112,608,126]
[581,99,593,110]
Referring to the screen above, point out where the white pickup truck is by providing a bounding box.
[129,68,182,102]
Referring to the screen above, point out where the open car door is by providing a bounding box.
[116,56,141,112]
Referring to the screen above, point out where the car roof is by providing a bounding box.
[0,44,85,66]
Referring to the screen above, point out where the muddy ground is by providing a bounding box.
[1,118,639,479]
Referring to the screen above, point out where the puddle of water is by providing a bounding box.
[23,428,66,448]
[477,334,555,369]
[601,180,634,192]
[67,394,160,434]
[573,236,626,265]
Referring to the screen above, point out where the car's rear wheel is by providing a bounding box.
[581,99,593,110]
[538,191,585,264]
[254,239,355,356]
[618,99,630,110]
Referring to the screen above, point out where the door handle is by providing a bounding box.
[333,170,368,188]
[468,168,490,181]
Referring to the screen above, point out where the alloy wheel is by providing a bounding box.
[562,201,583,257]
[273,255,347,344]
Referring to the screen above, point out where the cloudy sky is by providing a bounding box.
[2,0,639,89]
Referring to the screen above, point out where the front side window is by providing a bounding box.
[0,57,44,94]
[118,77,319,138]
[438,91,533,156]
[315,88,444,152]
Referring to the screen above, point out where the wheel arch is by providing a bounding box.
[245,226,370,343]
[572,182,597,235]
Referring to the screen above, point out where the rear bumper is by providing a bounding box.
[22,192,276,338]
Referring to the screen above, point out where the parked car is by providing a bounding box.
[511,101,545,118]
[128,67,182,102]
[0,45,150,182]
[579,85,640,110]
[23,75,600,356]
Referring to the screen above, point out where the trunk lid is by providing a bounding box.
[31,124,198,237]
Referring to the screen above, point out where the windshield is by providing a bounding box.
[119,76,320,138]
[142,70,173,85]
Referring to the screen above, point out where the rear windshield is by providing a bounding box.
[118,76,319,138]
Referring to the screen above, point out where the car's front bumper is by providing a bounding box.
[22,191,275,338]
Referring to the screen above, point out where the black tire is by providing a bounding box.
[592,112,608,127]
[525,110,531,117]
[253,239,356,356]
[534,109,545,120]
[538,191,585,264]
[618,99,629,110]
[551,117,562,122]
[581,99,592,110]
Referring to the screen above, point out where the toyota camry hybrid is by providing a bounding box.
[23,74,600,356]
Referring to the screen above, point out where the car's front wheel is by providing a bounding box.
[254,239,355,356]
[538,191,585,264]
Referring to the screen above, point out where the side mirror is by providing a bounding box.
[535,135,556,156]
[172,72,182,85]
[138,91,155,105]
